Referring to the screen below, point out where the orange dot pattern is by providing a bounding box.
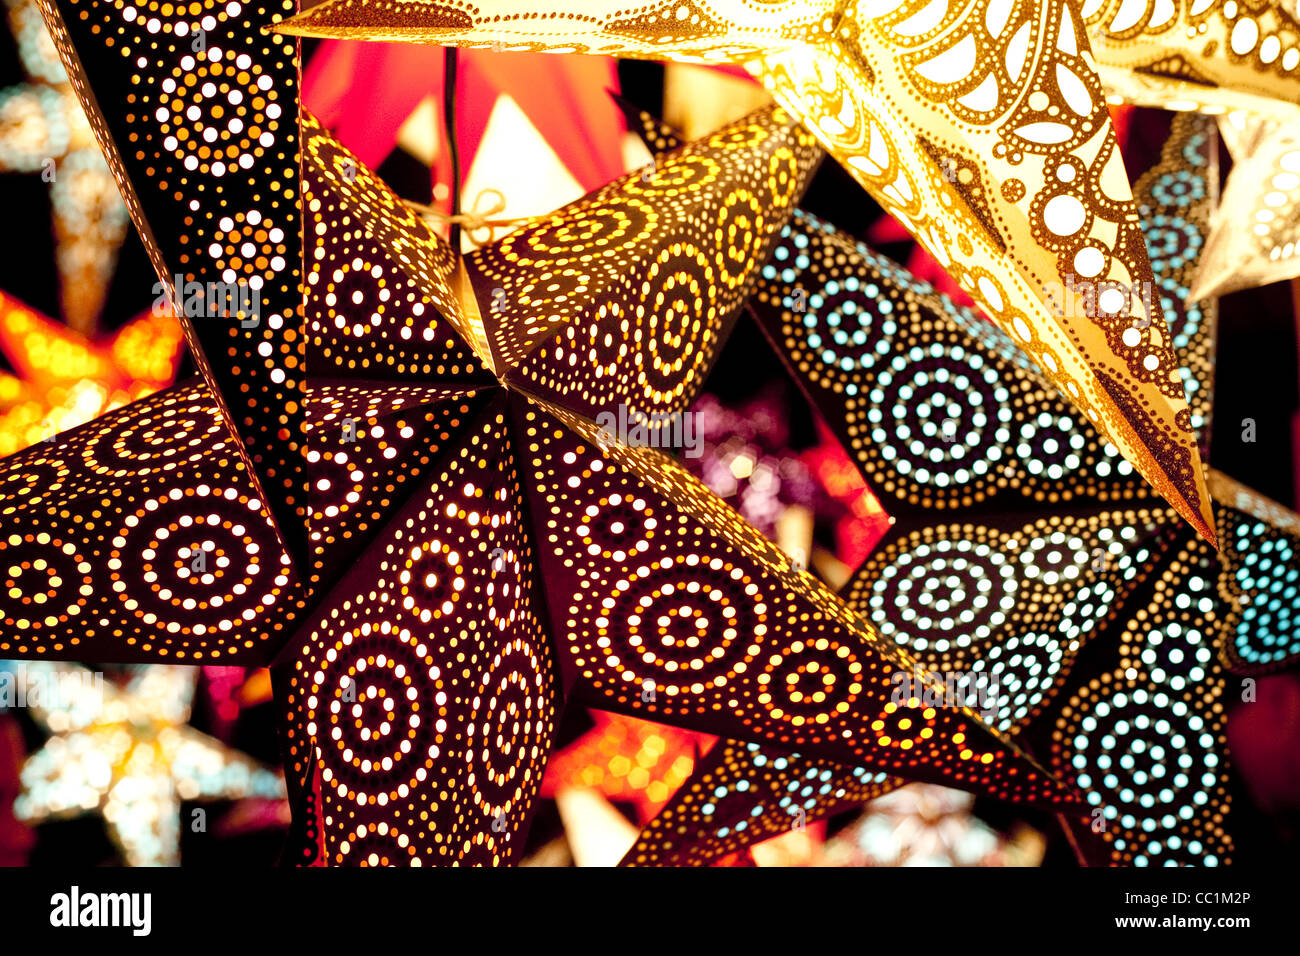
[304,381,490,590]
[284,112,1076,859]
[470,104,820,429]
[517,396,1075,808]
[0,381,308,662]
[0,103,843,864]
[278,403,559,866]
[37,0,307,563]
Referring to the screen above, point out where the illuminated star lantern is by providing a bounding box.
[540,711,706,822]
[830,783,1035,866]
[0,289,183,455]
[11,662,285,866]
[1082,0,1300,117]
[681,388,832,543]
[13,0,1081,866]
[0,0,129,333]
[274,0,1220,550]
[1070,0,1300,298]
[1189,112,1300,298]
[629,111,1291,867]
[276,107,1079,865]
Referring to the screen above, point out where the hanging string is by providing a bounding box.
[423,47,544,246]
[444,47,463,252]
[407,189,543,246]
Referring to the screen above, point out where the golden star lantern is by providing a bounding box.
[275,0,1219,550]
[1189,111,1300,298]
[1082,0,1300,117]
[1068,0,1300,299]
[11,662,285,865]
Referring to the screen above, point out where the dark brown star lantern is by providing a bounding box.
[10,0,1081,867]
[33,0,308,564]
[277,113,1078,865]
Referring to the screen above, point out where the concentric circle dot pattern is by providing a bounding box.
[1053,539,1231,867]
[478,104,820,428]
[0,381,307,661]
[847,511,1171,734]
[281,406,558,866]
[750,209,1140,514]
[518,396,1070,806]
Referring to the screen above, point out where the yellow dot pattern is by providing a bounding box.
[278,405,559,866]
[0,380,308,662]
[40,0,307,562]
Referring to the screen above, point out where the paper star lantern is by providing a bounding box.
[10,662,285,865]
[540,711,706,821]
[628,111,1288,867]
[1189,113,1300,298]
[0,0,129,333]
[0,290,183,454]
[10,0,1080,867]
[274,0,1220,550]
[1083,0,1300,116]
[1206,469,1300,673]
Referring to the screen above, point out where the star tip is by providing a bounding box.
[1188,506,1219,551]
[1187,262,1233,303]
